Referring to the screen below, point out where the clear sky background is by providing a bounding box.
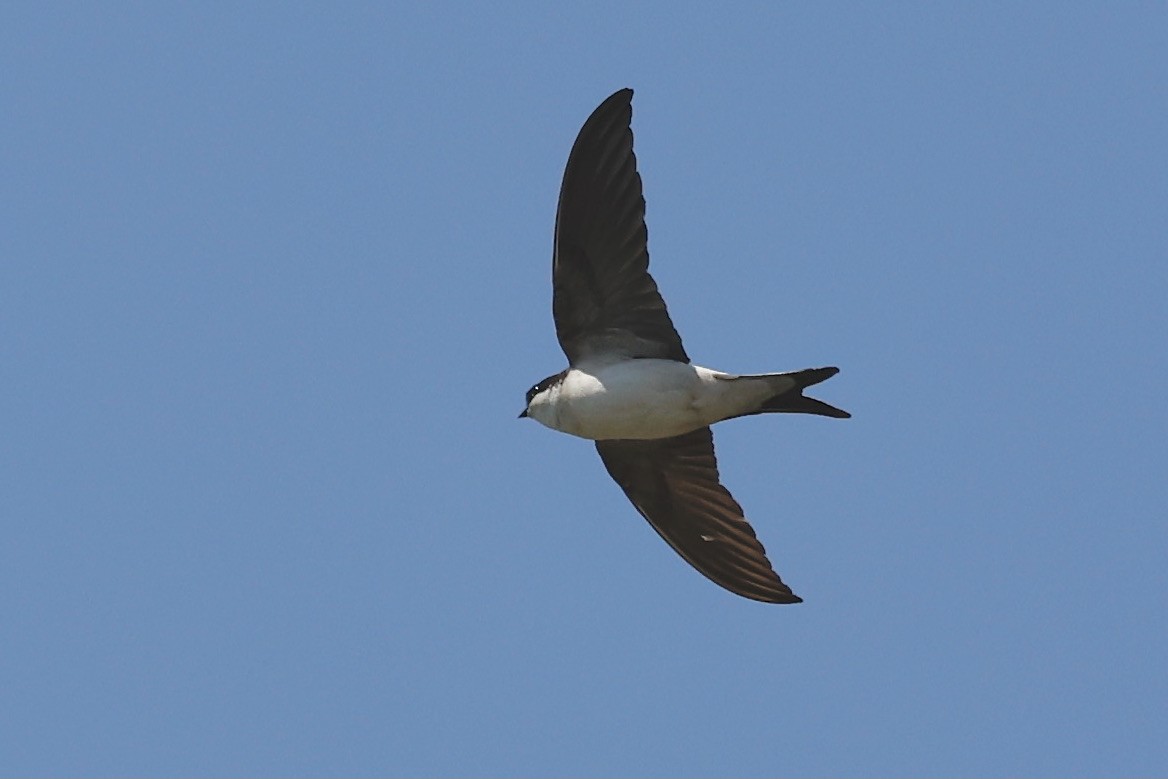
[2,3,1165,776]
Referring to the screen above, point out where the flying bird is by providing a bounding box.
[520,89,849,603]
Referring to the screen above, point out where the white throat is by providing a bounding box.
[525,382,563,430]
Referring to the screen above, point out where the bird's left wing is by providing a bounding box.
[552,88,688,364]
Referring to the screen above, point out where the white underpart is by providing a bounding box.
[525,358,798,441]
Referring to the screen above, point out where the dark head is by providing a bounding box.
[518,370,567,420]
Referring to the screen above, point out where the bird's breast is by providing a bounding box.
[551,360,710,440]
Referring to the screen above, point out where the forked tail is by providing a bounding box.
[737,366,850,420]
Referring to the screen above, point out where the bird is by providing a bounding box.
[519,88,849,604]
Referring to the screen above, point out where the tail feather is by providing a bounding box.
[760,392,851,418]
[732,366,850,420]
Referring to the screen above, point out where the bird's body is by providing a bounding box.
[520,88,848,604]
[528,360,817,442]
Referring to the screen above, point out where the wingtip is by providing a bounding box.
[740,590,802,605]
[603,87,634,106]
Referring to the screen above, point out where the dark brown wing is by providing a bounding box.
[552,88,688,364]
[596,427,801,604]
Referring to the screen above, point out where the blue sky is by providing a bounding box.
[2,3,1165,775]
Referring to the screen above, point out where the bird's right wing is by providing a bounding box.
[596,427,801,604]
[552,88,689,365]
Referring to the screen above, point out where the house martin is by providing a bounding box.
[520,88,849,604]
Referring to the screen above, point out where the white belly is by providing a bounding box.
[549,360,722,440]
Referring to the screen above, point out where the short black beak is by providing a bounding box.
[518,409,528,419]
